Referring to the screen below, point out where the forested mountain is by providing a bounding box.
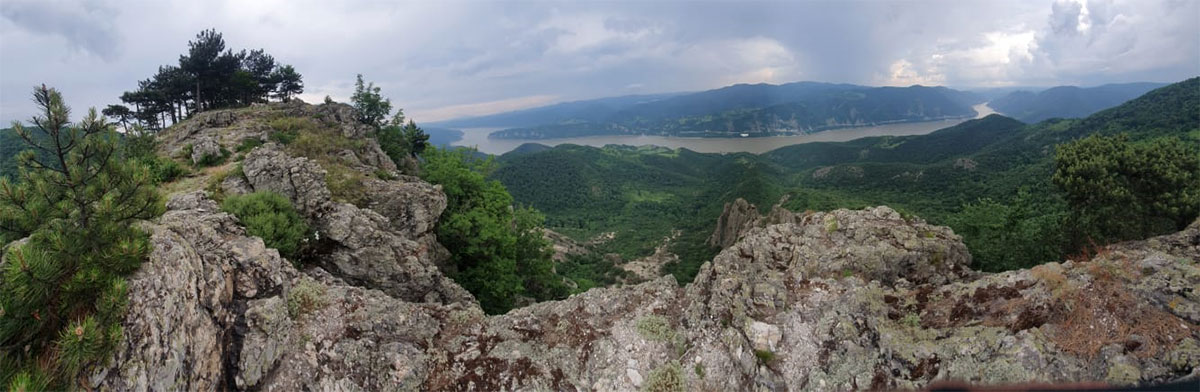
[437,82,983,139]
[428,93,686,129]
[988,82,1168,123]
[491,78,1199,280]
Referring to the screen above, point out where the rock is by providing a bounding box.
[90,192,296,391]
[95,193,1200,390]
[220,172,253,197]
[708,198,760,248]
[242,147,471,305]
[744,321,782,352]
[544,229,589,262]
[190,137,222,165]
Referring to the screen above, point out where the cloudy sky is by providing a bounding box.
[1,0,1196,124]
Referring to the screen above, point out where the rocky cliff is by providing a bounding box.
[80,102,1199,390]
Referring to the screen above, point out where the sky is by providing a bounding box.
[1,0,1197,124]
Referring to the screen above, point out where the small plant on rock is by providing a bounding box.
[221,191,312,262]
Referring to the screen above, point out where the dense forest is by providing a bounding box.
[491,78,1200,280]
[989,82,1167,123]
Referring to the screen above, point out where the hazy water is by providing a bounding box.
[454,103,996,155]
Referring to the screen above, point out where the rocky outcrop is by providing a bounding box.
[242,147,471,305]
[83,103,1199,390]
[92,189,1200,390]
[544,229,589,262]
[708,198,760,248]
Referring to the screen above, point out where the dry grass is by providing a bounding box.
[1048,262,1196,359]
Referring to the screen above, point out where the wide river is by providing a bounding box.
[453,103,996,155]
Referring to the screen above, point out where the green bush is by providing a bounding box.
[221,191,312,262]
[195,147,231,168]
[236,137,264,153]
[643,361,685,392]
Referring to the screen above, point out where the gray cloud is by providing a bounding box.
[1,0,1196,124]
[1,0,121,60]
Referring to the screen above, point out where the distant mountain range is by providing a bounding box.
[988,82,1169,123]
[431,82,984,139]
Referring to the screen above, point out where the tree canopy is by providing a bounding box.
[114,29,303,130]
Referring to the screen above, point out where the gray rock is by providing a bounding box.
[94,194,1200,390]
[190,137,222,165]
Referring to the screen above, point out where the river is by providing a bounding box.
[452,103,996,155]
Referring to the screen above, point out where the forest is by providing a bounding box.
[491,78,1200,281]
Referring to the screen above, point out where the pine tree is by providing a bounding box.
[0,86,164,389]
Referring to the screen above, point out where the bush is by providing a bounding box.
[236,137,264,153]
[287,278,328,318]
[643,361,685,392]
[267,117,317,145]
[221,191,312,262]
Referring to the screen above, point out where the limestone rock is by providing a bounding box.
[708,198,760,248]
[190,137,222,165]
[92,193,1200,390]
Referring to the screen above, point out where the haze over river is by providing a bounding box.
[453,103,996,155]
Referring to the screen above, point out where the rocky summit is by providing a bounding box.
[81,102,1198,391]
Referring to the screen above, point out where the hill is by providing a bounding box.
[492,78,1200,278]
[988,82,1168,123]
[436,82,982,139]
[427,92,686,129]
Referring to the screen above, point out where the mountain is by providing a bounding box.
[427,92,687,129]
[431,82,983,140]
[61,92,1200,391]
[491,78,1199,279]
[988,82,1169,123]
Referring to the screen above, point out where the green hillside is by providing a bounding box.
[492,78,1200,280]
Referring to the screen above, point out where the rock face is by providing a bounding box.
[241,147,470,305]
[84,105,1200,390]
[92,191,1200,390]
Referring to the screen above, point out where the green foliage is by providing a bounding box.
[267,116,317,145]
[492,78,1200,281]
[287,277,328,318]
[557,253,629,294]
[753,349,776,364]
[0,86,163,388]
[221,191,312,262]
[642,361,685,392]
[420,146,565,314]
[351,74,392,128]
[236,137,264,153]
[1053,133,1200,246]
[119,29,303,130]
[948,191,1067,271]
[377,119,431,171]
[636,315,676,342]
[195,147,231,168]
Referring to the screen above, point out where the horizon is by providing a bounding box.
[2,0,1197,124]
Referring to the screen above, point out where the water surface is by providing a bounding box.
[453,103,995,155]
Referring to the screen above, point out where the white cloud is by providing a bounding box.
[1,0,1195,123]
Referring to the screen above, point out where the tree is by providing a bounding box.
[101,104,133,130]
[273,65,303,102]
[948,189,1067,272]
[419,146,565,314]
[351,74,391,128]
[0,86,163,389]
[243,49,278,102]
[1053,133,1200,245]
[378,119,431,168]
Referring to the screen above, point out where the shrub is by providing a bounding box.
[643,361,685,392]
[753,349,776,364]
[194,147,230,168]
[221,191,312,262]
[287,278,328,318]
[636,315,676,342]
[236,137,264,153]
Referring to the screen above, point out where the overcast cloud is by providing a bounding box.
[1,0,1196,124]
